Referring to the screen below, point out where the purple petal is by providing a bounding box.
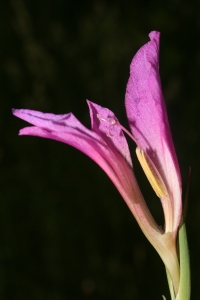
[87,101,132,167]
[13,105,166,255]
[12,104,135,204]
[125,31,181,232]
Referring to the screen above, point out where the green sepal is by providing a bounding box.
[176,220,190,300]
[165,220,190,300]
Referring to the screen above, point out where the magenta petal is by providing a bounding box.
[14,106,162,242]
[13,104,164,241]
[12,103,132,167]
[87,101,133,167]
[125,31,181,232]
[12,104,135,203]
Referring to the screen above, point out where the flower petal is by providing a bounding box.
[125,31,181,232]
[13,104,173,276]
[87,101,133,167]
[12,104,135,203]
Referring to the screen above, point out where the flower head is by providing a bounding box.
[13,31,182,295]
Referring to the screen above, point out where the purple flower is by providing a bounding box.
[125,31,181,236]
[13,31,182,294]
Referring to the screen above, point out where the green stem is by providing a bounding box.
[177,221,190,300]
[165,221,190,300]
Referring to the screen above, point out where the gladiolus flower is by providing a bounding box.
[13,31,182,295]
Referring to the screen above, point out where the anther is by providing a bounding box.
[96,114,138,142]
[136,147,168,198]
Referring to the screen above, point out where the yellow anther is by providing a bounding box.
[136,147,168,198]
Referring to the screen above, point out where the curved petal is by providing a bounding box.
[87,100,133,167]
[12,104,137,206]
[125,31,182,233]
[13,104,162,241]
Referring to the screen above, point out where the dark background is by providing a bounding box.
[0,0,200,299]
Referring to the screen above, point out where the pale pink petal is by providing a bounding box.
[125,31,182,232]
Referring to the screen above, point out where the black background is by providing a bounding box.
[1,0,200,299]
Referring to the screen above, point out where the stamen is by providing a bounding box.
[97,114,117,137]
[97,114,137,142]
[97,114,116,125]
[118,123,138,144]
[96,114,107,122]
[136,147,168,198]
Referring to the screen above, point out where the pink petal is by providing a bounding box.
[125,31,182,232]
[13,104,170,265]
[13,103,162,235]
[87,101,133,167]
[12,104,134,203]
